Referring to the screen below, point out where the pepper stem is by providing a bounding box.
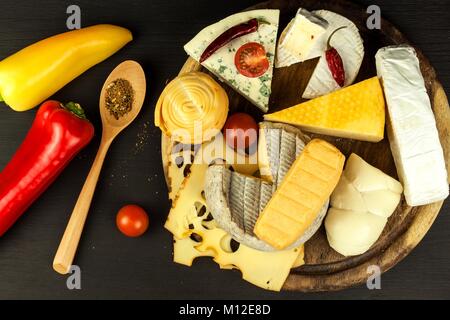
[327,26,347,50]
[62,102,87,120]
[258,19,271,26]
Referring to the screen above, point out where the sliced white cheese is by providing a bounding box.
[375,45,449,206]
[326,153,403,256]
[302,10,364,99]
[331,175,366,212]
[184,10,279,112]
[344,154,404,195]
[275,8,328,68]
[325,208,387,256]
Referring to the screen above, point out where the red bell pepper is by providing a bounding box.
[0,101,95,236]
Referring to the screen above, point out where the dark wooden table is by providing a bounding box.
[0,0,448,300]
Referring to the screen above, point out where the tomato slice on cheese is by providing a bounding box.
[235,42,269,78]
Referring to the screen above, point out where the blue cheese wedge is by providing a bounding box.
[376,45,449,206]
[184,10,279,112]
[302,10,364,99]
[276,8,328,68]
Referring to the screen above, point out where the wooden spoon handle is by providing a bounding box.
[53,137,112,274]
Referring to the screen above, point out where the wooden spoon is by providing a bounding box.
[53,60,146,274]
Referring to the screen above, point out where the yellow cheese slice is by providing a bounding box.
[291,245,305,268]
[254,139,345,250]
[166,134,258,201]
[264,77,386,142]
[194,226,301,291]
[166,139,305,291]
[173,236,215,266]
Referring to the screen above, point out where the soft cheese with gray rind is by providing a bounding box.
[184,10,279,112]
[375,45,449,206]
[205,165,329,251]
[302,10,364,99]
[205,122,328,251]
[258,122,310,187]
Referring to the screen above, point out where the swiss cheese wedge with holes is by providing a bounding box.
[264,77,385,142]
[254,139,345,250]
[165,137,305,291]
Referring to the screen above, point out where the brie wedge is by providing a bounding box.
[302,10,364,99]
[275,8,328,68]
[375,45,449,206]
[184,10,279,112]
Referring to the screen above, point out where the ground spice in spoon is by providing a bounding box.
[105,78,134,119]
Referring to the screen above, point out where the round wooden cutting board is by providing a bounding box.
[161,0,450,292]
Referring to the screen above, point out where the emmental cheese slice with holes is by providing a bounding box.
[264,77,386,142]
[165,137,305,291]
[254,139,345,250]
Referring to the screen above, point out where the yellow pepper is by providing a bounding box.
[0,24,132,111]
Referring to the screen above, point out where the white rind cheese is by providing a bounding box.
[184,10,279,112]
[302,10,364,99]
[275,8,328,68]
[376,45,449,206]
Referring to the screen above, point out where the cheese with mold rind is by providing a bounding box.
[375,45,449,206]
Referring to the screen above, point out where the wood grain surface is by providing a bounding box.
[0,0,448,299]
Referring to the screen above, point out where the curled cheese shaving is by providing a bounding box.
[155,72,229,144]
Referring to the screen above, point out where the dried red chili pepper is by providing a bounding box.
[200,19,268,63]
[325,26,347,87]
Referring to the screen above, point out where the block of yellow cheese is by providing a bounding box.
[264,77,385,142]
[254,139,345,250]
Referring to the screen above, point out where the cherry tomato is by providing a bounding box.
[235,42,270,78]
[116,205,149,237]
[223,113,258,150]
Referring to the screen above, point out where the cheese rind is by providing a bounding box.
[302,10,364,99]
[254,139,345,250]
[265,77,386,142]
[375,45,449,206]
[205,122,328,252]
[275,8,328,68]
[184,10,279,112]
